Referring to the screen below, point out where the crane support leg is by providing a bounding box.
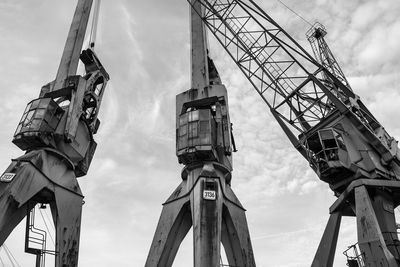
[221,194,256,267]
[311,212,341,267]
[145,181,192,267]
[355,185,398,267]
[191,175,223,266]
[0,192,34,246]
[51,187,83,267]
[0,149,83,267]
[145,163,255,267]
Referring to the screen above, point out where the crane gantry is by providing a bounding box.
[0,0,108,266]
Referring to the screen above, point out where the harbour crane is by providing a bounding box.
[145,1,255,266]
[151,0,400,266]
[0,0,109,266]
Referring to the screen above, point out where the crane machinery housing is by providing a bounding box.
[0,0,109,266]
[150,0,400,266]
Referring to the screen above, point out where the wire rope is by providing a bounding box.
[3,244,19,267]
[39,208,55,247]
[2,245,14,267]
[0,246,5,267]
[276,0,313,27]
[43,207,55,232]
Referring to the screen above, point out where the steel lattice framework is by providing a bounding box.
[187,0,383,156]
[306,22,352,92]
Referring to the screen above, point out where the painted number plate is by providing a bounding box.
[0,173,16,183]
[203,190,216,200]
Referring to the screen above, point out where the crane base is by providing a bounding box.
[0,149,83,267]
[145,162,256,267]
[312,179,400,267]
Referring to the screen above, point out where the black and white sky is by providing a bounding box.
[0,0,400,266]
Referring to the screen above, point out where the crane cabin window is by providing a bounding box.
[319,129,337,149]
[13,98,64,151]
[306,128,345,166]
[188,121,198,139]
[306,132,323,155]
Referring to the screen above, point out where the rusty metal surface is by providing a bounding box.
[146,163,255,267]
[0,1,109,266]
[311,212,342,267]
[355,186,398,266]
[53,0,93,91]
[0,150,83,266]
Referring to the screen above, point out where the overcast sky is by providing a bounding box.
[0,0,400,266]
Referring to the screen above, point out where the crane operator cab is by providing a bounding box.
[305,127,352,185]
[176,84,234,171]
[303,117,400,193]
[13,98,64,150]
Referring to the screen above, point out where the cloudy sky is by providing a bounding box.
[0,0,400,266]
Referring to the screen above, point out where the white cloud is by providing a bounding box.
[0,0,399,266]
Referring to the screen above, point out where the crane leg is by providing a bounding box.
[0,150,84,266]
[191,176,223,267]
[146,164,255,266]
[370,190,400,261]
[311,212,341,267]
[221,188,256,267]
[51,187,83,267]
[145,181,192,267]
[355,185,398,267]
[0,159,55,245]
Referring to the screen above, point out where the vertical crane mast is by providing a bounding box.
[145,1,255,266]
[191,0,210,91]
[0,0,109,266]
[187,0,400,266]
[53,0,92,91]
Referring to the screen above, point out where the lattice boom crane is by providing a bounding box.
[188,0,400,266]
